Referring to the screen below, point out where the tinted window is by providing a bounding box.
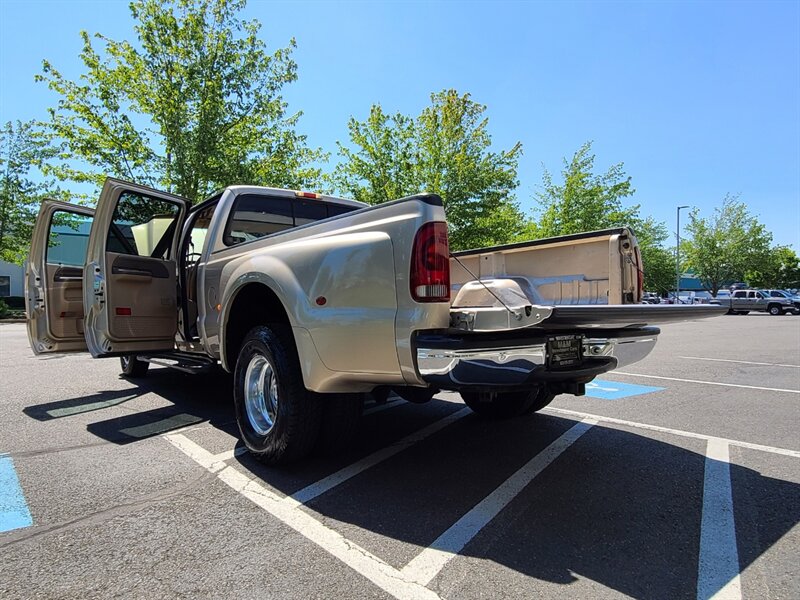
[223,194,359,247]
[0,275,9,297]
[294,199,327,226]
[46,210,93,267]
[224,195,293,246]
[107,192,181,258]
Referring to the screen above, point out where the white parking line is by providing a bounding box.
[165,405,793,599]
[697,438,742,600]
[543,407,800,458]
[166,432,440,600]
[613,371,800,394]
[286,407,471,506]
[681,356,800,369]
[400,418,598,585]
[166,415,595,599]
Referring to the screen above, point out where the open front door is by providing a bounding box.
[26,200,95,354]
[83,179,189,357]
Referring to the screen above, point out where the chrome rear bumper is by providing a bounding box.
[415,327,658,389]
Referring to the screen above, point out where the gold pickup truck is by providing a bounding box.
[25,177,723,463]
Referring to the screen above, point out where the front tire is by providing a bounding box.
[233,325,322,464]
[120,355,149,378]
[768,304,784,316]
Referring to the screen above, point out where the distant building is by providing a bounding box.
[679,271,706,291]
[0,261,23,297]
[0,221,92,298]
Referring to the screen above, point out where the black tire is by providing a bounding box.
[739,311,750,315]
[768,304,784,316]
[461,390,537,419]
[316,393,364,454]
[725,308,735,315]
[120,355,149,378]
[521,387,558,415]
[233,325,322,465]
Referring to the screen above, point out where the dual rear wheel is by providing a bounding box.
[233,325,362,465]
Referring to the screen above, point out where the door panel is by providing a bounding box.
[105,252,177,341]
[25,201,95,354]
[45,264,86,338]
[83,178,189,357]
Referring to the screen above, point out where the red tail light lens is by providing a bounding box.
[410,222,450,302]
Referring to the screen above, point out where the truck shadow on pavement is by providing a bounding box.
[21,368,800,599]
[23,366,240,440]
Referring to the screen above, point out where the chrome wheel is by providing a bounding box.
[244,354,278,436]
[121,356,131,369]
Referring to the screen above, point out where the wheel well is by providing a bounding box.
[224,283,290,371]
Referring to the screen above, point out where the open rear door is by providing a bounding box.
[83,179,189,357]
[26,200,95,354]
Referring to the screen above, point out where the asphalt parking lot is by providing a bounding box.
[1,314,798,599]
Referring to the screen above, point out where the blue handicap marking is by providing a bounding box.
[0,454,33,533]
[585,379,664,400]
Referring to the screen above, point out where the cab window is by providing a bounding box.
[106,192,181,258]
[224,195,293,246]
[46,211,93,267]
[223,194,358,247]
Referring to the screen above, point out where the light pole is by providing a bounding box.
[676,205,689,303]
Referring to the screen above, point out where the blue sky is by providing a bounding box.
[1,0,798,250]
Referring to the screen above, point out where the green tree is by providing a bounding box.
[0,121,65,265]
[528,141,672,293]
[37,0,324,203]
[635,218,675,295]
[334,90,525,251]
[682,195,773,295]
[334,105,417,205]
[533,141,639,237]
[746,246,800,289]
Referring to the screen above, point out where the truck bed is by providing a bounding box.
[447,227,724,332]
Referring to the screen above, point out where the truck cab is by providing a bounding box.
[25,177,363,360]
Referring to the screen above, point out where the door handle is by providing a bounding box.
[113,267,152,277]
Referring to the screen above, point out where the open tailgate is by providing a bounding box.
[538,304,727,328]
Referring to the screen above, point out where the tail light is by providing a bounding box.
[410,222,450,302]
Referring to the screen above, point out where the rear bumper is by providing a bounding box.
[414,326,659,390]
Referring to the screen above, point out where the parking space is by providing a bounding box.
[1,314,798,599]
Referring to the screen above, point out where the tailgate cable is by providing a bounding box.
[449,253,524,321]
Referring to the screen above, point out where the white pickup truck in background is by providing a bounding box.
[26,178,723,463]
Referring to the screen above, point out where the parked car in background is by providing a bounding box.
[686,291,715,304]
[642,292,661,304]
[761,290,800,314]
[717,289,796,315]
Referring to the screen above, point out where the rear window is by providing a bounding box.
[223,194,358,247]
